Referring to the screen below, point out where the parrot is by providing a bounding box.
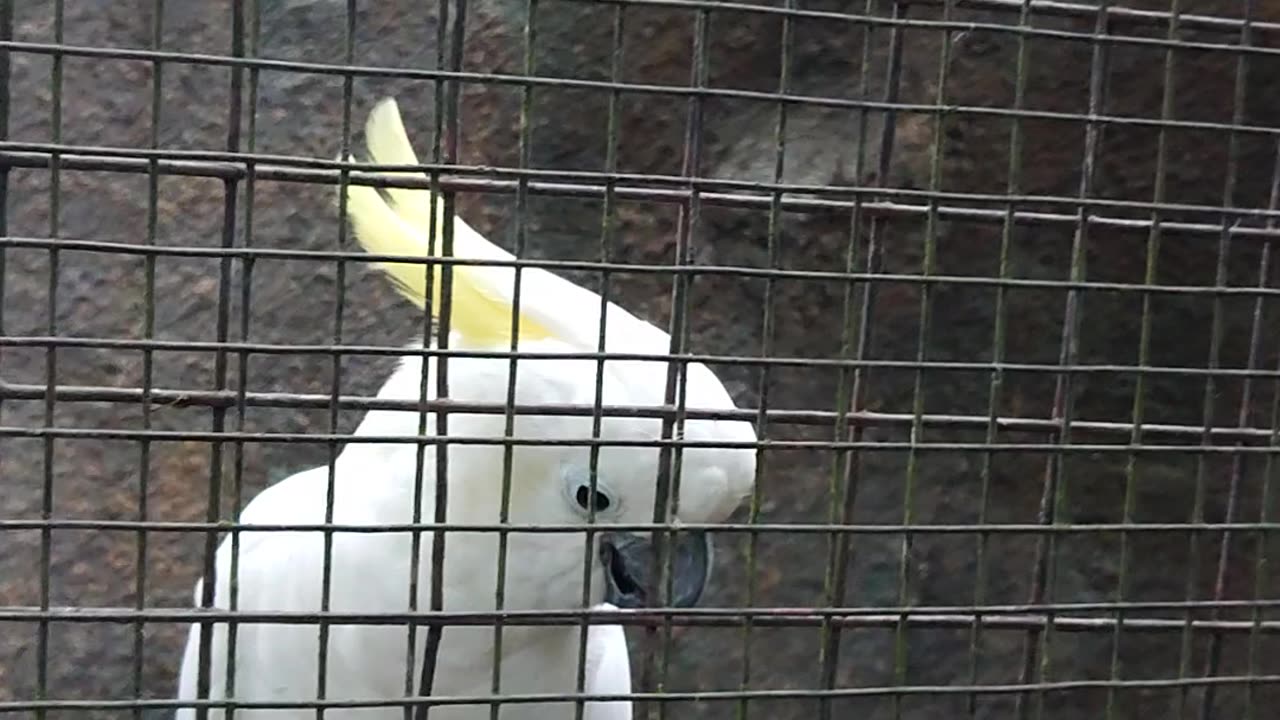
[171,97,758,719]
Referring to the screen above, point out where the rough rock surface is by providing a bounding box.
[1,1,1278,718]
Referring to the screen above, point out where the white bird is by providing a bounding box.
[172,98,757,719]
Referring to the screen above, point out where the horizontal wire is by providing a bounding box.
[0,52,1255,137]
[0,607,1277,635]
[6,235,1280,296]
[3,425,1278,453]
[4,0,1278,78]
[2,158,1276,249]
[5,673,1278,712]
[2,1,1276,708]
[579,0,1280,38]
[2,380,1279,443]
[7,144,1280,228]
[921,0,1274,34]
[6,347,1280,379]
[0,2,1274,716]
[2,519,1278,535]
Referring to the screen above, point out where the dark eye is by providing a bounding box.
[575,485,612,514]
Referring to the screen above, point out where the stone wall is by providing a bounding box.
[0,1,1277,718]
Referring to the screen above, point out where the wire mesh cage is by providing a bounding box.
[0,0,1278,718]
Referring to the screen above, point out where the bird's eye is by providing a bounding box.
[575,484,612,514]
[562,466,621,518]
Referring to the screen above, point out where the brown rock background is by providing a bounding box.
[1,0,1278,718]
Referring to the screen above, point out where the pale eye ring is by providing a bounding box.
[574,484,612,514]
[563,466,621,518]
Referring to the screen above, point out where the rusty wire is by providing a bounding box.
[0,0,1278,719]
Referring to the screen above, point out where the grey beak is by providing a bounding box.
[598,531,713,609]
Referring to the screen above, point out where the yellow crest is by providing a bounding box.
[343,99,556,347]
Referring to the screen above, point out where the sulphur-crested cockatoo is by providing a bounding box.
[172,98,757,719]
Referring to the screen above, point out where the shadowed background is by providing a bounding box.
[1,0,1279,718]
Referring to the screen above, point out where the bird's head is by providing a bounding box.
[343,96,758,614]
[436,346,757,613]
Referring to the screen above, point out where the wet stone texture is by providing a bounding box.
[1,1,1279,718]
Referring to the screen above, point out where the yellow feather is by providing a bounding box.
[362,98,439,238]
[343,99,555,346]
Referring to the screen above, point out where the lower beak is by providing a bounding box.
[598,530,713,609]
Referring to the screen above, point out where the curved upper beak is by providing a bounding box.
[598,530,713,609]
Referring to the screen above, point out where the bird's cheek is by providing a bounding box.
[590,562,609,605]
[676,468,742,523]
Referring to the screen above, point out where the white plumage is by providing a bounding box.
[172,99,756,719]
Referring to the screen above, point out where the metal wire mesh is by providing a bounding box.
[0,0,1278,719]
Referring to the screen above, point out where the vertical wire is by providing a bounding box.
[894,3,955,718]
[639,8,707,720]
[415,2,468,717]
[315,3,356,719]
[224,1,262,716]
[658,326,696,720]
[969,3,1032,717]
[634,7,706,717]
[1018,5,1110,720]
[736,3,792,720]
[402,0,451,713]
[1242,138,1280,720]
[492,0,538,716]
[815,1,878,707]
[817,4,906,718]
[1106,2,1180,718]
[0,0,11,438]
[572,5,627,720]
[132,1,165,716]
[402,1,447,711]
[36,3,65,717]
[1196,3,1256,718]
[1173,1,1251,715]
[196,3,245,718]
